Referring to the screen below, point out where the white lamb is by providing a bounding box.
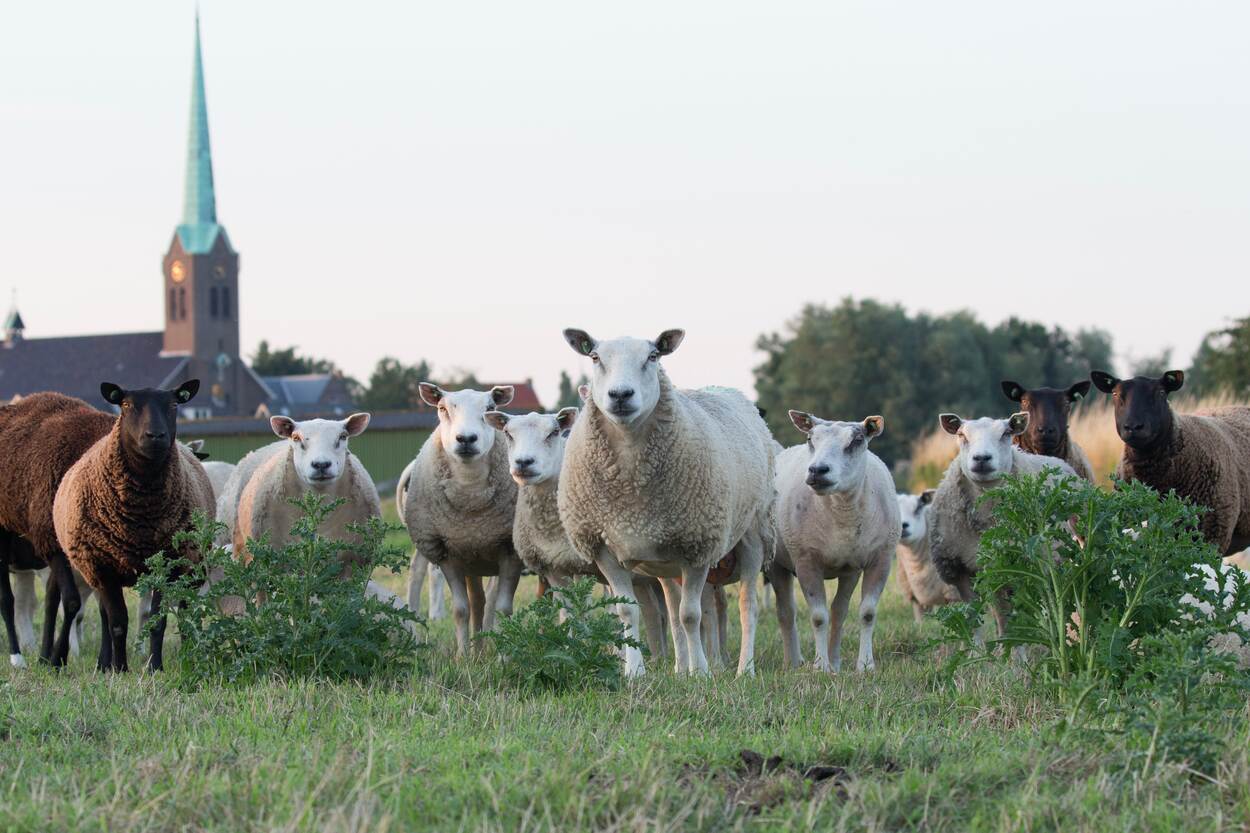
[485,407,670,660]
[231,414,409,622]
[396,459,447,621]
[895,490,962,623]
[929,412,1077,640]
[401,384,523,656]
[557,328,775,677]
[767,412,898,672]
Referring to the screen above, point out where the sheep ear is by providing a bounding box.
[491,386,515,408]
[418,382,443,407]
[1161,370,1185,393]
[862,415,884,440]
[788,410,816,435]
[100,383,125,405]
[654,329,685,356]
[919,489,936,506]
[270,416,297,439]
[174,379,200,404]
[344,413,370,437]
[1090,371,1118,394]
[1067,380,1091,402]
[186,439,205,453]
[563,329,596,356]
[1001,381,1025,402]
[556,407,579,432]
[193,451,210,461]
[939,414,962,435]
[483,412,509,432]
[577,384,591,403]
[1008,412,1030,435]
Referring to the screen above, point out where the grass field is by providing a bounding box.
[4,531,1250,831]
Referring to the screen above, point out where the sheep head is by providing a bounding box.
[1090,369,1183,451]
[100,380,200,465]
[563,328,684,428]
[788,410,884,496]
[270,413,370,489]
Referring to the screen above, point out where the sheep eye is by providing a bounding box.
[547,429,560,440]
[339,433,348,442]
[647,351,659,363]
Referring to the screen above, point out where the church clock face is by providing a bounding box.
[170,260,186,283]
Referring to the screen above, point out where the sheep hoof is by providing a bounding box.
[9,654,26,669]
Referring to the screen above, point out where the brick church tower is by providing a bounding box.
[160,15,266,416]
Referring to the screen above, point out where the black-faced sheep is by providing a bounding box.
[1090,369,1250,555]
[52,381,215,671]
[1000,380,1096,482]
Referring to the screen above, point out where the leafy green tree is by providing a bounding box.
[358,357,432,411]
[1188,316,1250,397]
[555,370,590,409]
[250,340,338,376]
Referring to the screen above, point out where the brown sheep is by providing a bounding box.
[52,381,215,672]
[0,393,114,667]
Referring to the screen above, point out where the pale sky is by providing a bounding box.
[2,2,1247,405]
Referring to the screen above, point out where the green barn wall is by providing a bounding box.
[189,429,431,486]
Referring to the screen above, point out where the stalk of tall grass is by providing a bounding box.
[907,394,1246,491]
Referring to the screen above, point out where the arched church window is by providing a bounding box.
[209,287,219,318]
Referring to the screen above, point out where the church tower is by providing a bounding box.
[161,15,260,416]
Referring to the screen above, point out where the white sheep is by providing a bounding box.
[557,329,775,677]
[401,384,523,656]
[396,459,447,621]
[485,407,670,660]
[216,441,289,547]
[928,412,1077,641]
[895,490,961,623]
[767,412,898,672]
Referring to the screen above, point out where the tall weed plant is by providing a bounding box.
[139,494,420,688]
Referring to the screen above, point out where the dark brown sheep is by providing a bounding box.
[1091,370,1250,555]
[52,381,215,671]
[0,393,114,667]
[1001,380,1096,482]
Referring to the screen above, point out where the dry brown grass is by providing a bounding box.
[906,394,1247,491]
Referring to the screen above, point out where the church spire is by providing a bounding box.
[183,12,216,226]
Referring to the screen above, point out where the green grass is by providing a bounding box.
[4,558,1250,832]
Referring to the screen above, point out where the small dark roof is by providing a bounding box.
[0,331,190,406]
[3,307,23,331]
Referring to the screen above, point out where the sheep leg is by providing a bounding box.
[97,579,129,672]
[699,585,722,670]
[769,565,803,668]
[39,564,60,662]
[857,555,890,672]
[795,559,832,671]
[0,568,22,668]
[95,594,112,670]
[658,578,688,673]
[594,549,645,677]
[482,576,500,631]
[715,584,730,666]
[733,532,765,677]
[827,571,860,673]
[145,589,169,672]
[467,576,487,637]
[46,552,82,668]
[678,566,711,675]
[632,578,667,662]
[13,570,37,654]
[407,549,429,617]
[428,562,447,620]
[912,601,925,625]
[437,561,472,656]
[491,553,524,625]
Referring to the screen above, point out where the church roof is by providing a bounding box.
[0,332,190,406]
[178,14,231,256]
[3,307,23,331]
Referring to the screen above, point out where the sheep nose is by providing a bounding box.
[607,387,634,402]
[455,433,478,445]
[144,431,167,441]
[808,463,830,477]
[311,460,332,472]
[1124,422,1145,434]
[901,522,910,533]
[1039,425,1058,437]
[972,453,992,463]
[514,457,535,470]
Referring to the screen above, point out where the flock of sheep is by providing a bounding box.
[1,328,1249,677]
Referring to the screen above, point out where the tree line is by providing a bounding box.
[250,305,1249,464]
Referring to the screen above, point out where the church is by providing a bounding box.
[0,18,350,420]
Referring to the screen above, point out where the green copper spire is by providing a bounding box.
[176,12,232,255]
